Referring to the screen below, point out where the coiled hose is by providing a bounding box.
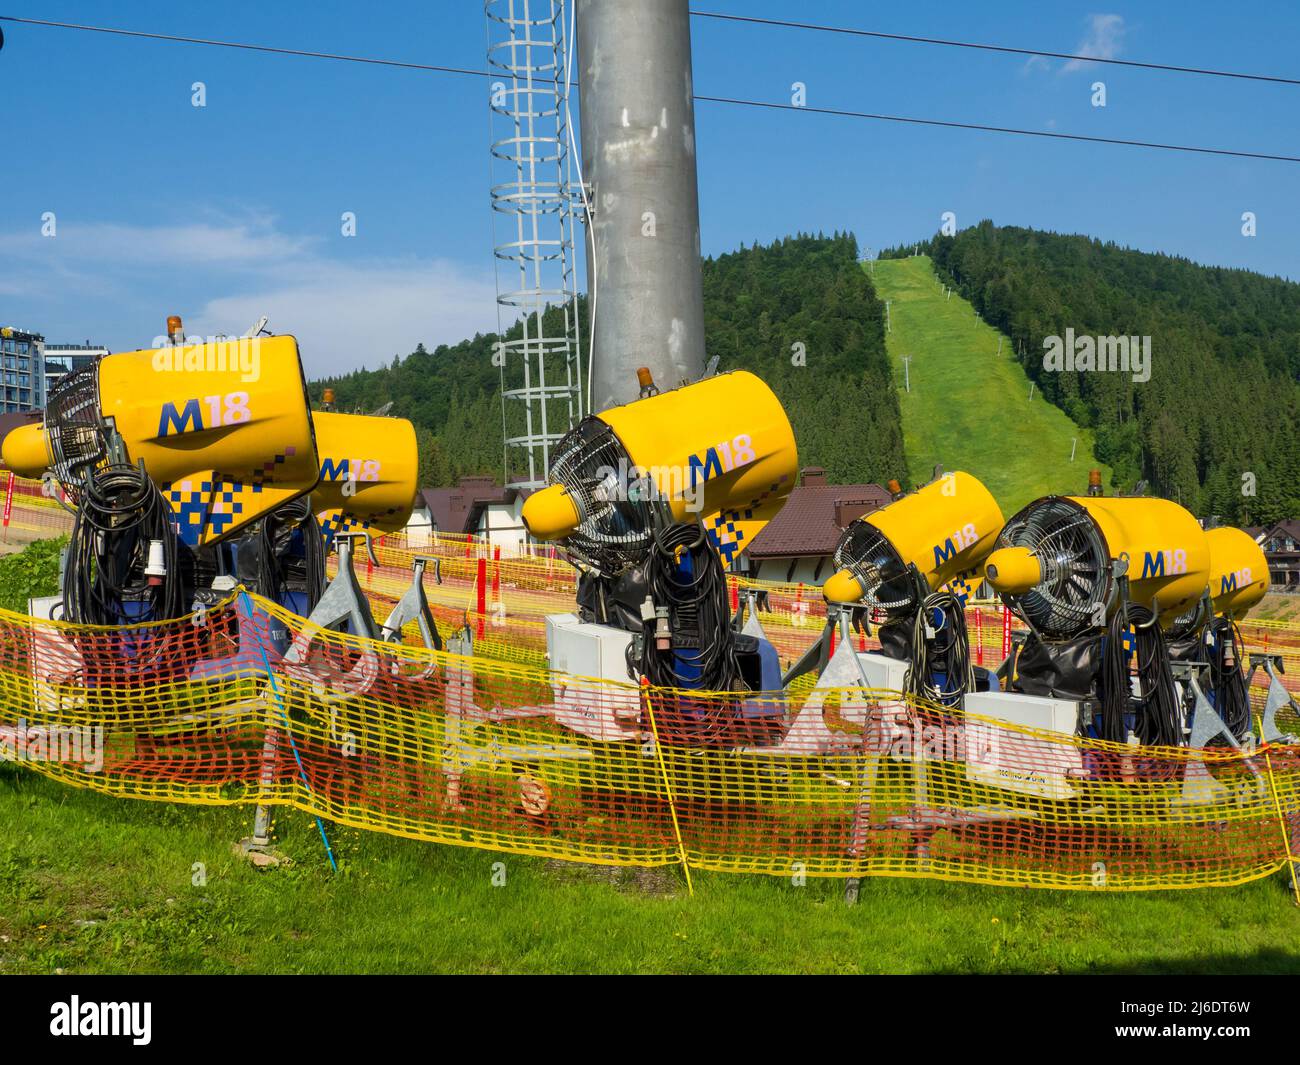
[1206,616,1251,742]
[640,522,738,693]
[256,498,326,610]
[63,462,184,627]
[1100,604,1183,746]
[904,590,974,706]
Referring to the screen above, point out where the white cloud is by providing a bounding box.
[0,213,500,376]
[1062,14,1126,73]
[0,214,314,265]
[190,258,498,377]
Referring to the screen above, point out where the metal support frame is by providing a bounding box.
[1171,660,1264,806]
[487,0,585,487]
[284,533,379,646]
[381,556,445,652]
[731,587,768,639]
[779,605,870,689]
[280,533,381,702]
[1246,653,1300,744]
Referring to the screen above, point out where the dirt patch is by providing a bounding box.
[543,859,682,897]
[0,526,50,557]
[1256,593,1300,623]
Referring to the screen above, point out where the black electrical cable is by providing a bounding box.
[1100,605,1183,746]
[302,512,327,611]
[253,515,284,607]
[1206,616,1252,742]
[14,12,1299,88]
[250,500,327,611]
[63,462,185,628]
[0,15,488,77]
[906,590,973,706]
[1099,611,1130,744]
[641,523,737,692]
[694,95,1300,165]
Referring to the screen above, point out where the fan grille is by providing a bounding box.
[545,417,668,573]
[43,365,107,504]
[831,519,916,616]
[996,497,1110,639]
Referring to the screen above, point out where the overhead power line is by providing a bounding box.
[0,15,490,78]
[2,14,1297,164]
[689,10,1300,88]
[695,95,1300,164]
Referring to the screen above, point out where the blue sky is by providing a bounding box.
[1,1,1296,376]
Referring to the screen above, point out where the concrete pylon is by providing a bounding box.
[576,0,706,412]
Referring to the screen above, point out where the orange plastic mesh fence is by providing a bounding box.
[5,467,1297,689]
[353,537,1300,700]
[1,473,75,540]
[4,591,1300,891]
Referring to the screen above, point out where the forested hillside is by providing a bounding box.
[871,256,1107,513]
[313,233,906,488]
[883,223,1300,524]
[701,234,904,484]
[315,224,1296,523]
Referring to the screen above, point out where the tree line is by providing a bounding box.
[313,232,906,490]
[882,222,1300,524]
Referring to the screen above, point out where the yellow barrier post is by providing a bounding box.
[1263,746,1300,906]
[640,680,694,896]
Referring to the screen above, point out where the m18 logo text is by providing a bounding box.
[688,434,756,489]
[158,392,251,437]
[1141,549,1188,579]
[933,523,978,567]
[320,458,381,482]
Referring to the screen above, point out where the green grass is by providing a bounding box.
[1253,594,1300,624]
[3,763,1298,974]
[869,256,1111,515]
[0,535,66,613]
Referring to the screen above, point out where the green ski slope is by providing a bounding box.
[869,255,1110,516]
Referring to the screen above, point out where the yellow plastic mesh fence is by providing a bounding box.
[4,467,1297,696]
[352,535,1300,704]
[5,591,1300,891]
[1,472,75,540]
